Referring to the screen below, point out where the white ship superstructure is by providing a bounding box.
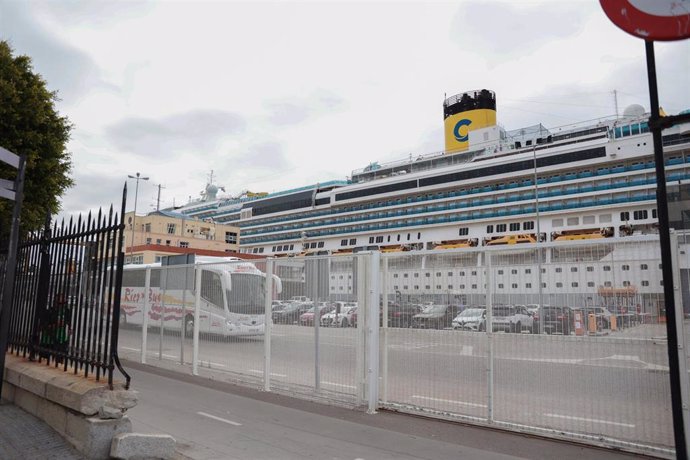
[175,90,690,308]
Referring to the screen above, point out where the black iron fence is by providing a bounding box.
[4,186,130,389]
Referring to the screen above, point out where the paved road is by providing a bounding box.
[125,363,649,460]
[118,323,675,454]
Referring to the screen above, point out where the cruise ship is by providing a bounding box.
[174,90,690,309]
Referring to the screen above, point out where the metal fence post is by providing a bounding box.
[485,250,494,423]
[141,267,151,364]
[670,230,690,450]
[264,259,273,392]
[367,251,380,414]
[355,255,367,404]
[192,265,201,376]
[381,255,389,404]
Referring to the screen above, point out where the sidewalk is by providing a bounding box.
[0,400,83,460]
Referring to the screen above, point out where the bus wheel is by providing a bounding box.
[184,315,194,338]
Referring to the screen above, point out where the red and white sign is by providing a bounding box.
[600,0,690,41]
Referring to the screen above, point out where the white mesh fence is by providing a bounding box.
[116,236,681,456]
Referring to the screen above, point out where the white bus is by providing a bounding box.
[120,256,282,337]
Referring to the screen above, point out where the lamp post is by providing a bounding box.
[127,172,149,261]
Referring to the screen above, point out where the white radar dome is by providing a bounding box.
[623,104,645,118]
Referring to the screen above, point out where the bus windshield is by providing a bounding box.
[226,273,265,315]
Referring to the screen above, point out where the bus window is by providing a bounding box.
[226,273,265,315]
[201,270,224,310]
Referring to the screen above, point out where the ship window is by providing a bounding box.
[393,274,398,278]
[341,239,348,246]
[397,234,401,241]
[290,244,294,250]
[555,268,562,273]
[496,224,507,232]
[425,273,431,277]
[642,280,649,286]
[567,217,579,226]
[634,210,648,220]
[556,282,563,288]
[523,221,534,230]
[525,268,531,274]
[459,284,465,289]
[526,283,532,288]
[620,211,630,221]
[459,227,469,236]
[318,242,324,248]
[414,286,419,290]
[588,282,595,287]
[622,265,630,271]
[587,266,594,272]
[599,214,612,223]
[509,223,520,231]
[375,236,384,243]
[623,280,631,287]
[498,270,504,275]
[604,281,612,287]
[660,280,664,286]
[603,266,611,271]
[641,264,648,270]
[511,283,518,289]
[407,233,411,240]
[436,285,442,289]
[552,219,563,227]
[542,283,547,288]
[471,270,477,276]
[498,284,504,289]
[487,225,494,233]
[417,232,421,239]
[652,209,657,219]
[459,271,465,276]
[436,272,441,277]
[387,236,391,242]
[571,282,578,287]
[471,284,477,289]
[369,237,374,244]
[414,273,419,278]
[583,215,595,224]
[570,267,577,272]
[403,274,408,278]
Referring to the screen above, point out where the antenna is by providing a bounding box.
[154,183,166,211]
[613,89,619,119]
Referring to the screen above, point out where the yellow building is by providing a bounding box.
[123,210,241,264]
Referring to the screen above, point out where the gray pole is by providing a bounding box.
[534,147,544,334]
[127,172,149,259]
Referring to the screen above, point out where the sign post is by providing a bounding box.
[600,1,690,457]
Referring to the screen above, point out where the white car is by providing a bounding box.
[452,308,486,331]
[320,305,357,327]
[491,305,534,333]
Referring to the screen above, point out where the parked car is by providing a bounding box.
[491,305,533,333]
[299,304,335,326]
[410,304,461,329]
[452,308,486,331]
[321,304,357,327]
[537,306,574,335]
[272,303,304,324]
[382,302,419,328]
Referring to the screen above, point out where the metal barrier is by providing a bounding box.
[118,235,684,457]
[5,188,130,389]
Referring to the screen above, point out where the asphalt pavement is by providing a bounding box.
[123,360,655,460]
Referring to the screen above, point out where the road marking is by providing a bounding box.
[120,346,139,352]
[544,413,635,428]
[197,411,242,426]
[248,369,287,378]
[604,355,641,361]
[412,395,487,408]
[322,381,356,389]
[202,361,226,368]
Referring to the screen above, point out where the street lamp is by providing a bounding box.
[127,172,149,260]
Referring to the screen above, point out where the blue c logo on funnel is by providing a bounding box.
[453,119,472,142]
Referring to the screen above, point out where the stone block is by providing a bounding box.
[65,413,132,459]
[14,387,41,417]
[110,433,176,460]
[38,397,68,435]
[17,369,47,397]
[99,405,124,419]
[2,381,16,402]
[45,376,138,416]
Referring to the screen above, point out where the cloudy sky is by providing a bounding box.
[1,0,688,220]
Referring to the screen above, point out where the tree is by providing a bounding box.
[0,40,73,238]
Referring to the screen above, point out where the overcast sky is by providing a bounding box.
[1,0,688,221]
